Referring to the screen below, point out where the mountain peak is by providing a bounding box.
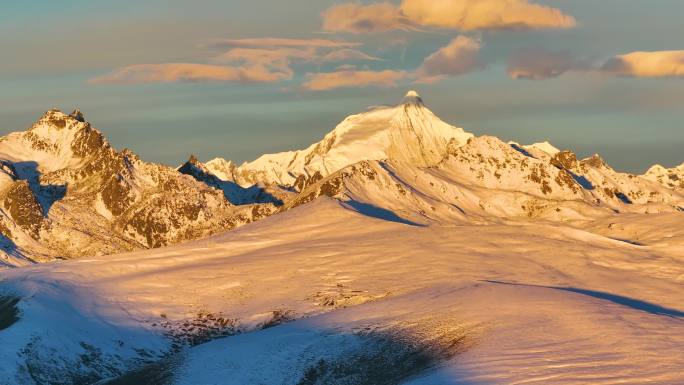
[401,90,424,106]
[70,109,85,122]
[35,108,87,131]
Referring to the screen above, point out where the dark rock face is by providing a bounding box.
[101,174,136,217]
[178,155,224,190]
[294,171,324,193]
[581,154,607,169]
[551,151,579,170]
[179,156,285,206]
[0,295,20,331]
[70,109,85,122]
[3,181,44,238]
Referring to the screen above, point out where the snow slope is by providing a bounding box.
[643,163,684,191]
[1,198,683,384]
[205,91,473,187]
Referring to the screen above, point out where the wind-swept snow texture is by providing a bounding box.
[1,91,683,384]
[1,198,683,384]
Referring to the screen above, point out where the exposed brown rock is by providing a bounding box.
[551,151,579,170]
[3,181,44,238]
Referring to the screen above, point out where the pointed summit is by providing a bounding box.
[70,109,85,122]
[214,90,473,187]
[402,90,424,106]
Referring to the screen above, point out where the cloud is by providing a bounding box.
[203,38,360,49]
[91,36,381,85]
[302,36,483,90]
[321,0,575,33]
[321,49,382,62]
[321,2,412,34]
[400,0,576,30]
[508,49,592,80]
[302,69,407,91]
[416,36,483,82]
[89,63,289,84]
[507,49,684,80]
[211,47,312,76]
[602,50,684,78]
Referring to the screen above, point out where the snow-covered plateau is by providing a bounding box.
[1,91,683,384]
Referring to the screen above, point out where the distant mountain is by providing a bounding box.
[283,134,682,227]
[1,92,682,267]
[209,91,682,224]
[643,163,684,191]
[0,110,277,266]
[205,90,473,188]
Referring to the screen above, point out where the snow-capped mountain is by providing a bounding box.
[643,163,684,191]
[0,110,277,266]
[282,135,682,228]
[205,91,473,188]
[202,91,681,225]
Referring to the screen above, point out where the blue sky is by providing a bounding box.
[1,0,683,172]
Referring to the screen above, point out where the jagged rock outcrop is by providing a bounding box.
[0,110,279,265]
[2,181,44,238]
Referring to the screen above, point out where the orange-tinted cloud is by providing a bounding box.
[508,49,684,80]
[203,38,360,49]
[89,63,289,84]
[213,47,379,67]
[321,0,575,33]
[302,69,407,91]
[211,47,311,77]
[603,51,684,78]
[92,36,381,85]
[400,0,576,30]
[321,49,381,62]
[321,3,412,34]
[416,36,483,82]
[508,49,591,80]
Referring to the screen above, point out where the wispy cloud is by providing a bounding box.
[321,49,382,63]
[302,69,408,91]
[91,37,379,85]
[89,63,289,84]
[202,38,360,49]
[507,49,592,80]
[321,3,413,34]
[508,49,684,80]
[416,36,484,83]
[302,36,484,90]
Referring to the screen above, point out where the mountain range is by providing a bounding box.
[1,91,682,267]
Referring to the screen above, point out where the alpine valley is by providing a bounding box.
[1,92,683,384]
